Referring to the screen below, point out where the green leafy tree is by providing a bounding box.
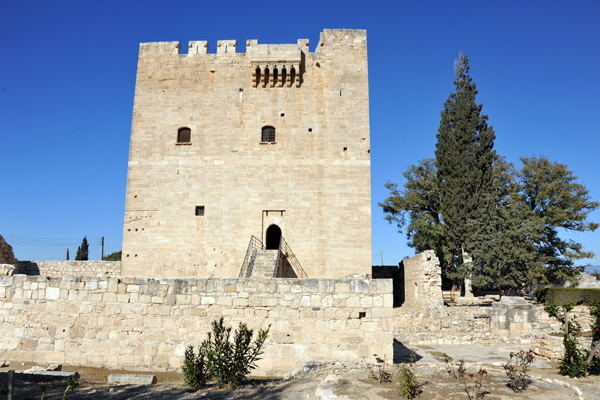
[519,156,599,283]
[435,54,497,280]
[468,158,545,293]
[103,250,122,261]
[75,236,89,261]
[380,159,453,277]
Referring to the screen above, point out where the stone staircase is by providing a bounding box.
[249,250,279,277]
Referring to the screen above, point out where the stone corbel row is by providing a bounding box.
[252,63,301,88]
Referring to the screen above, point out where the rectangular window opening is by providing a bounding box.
[358,312,366,319]
[195,206,205,216]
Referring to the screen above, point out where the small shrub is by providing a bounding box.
[63,376,79,399]
[38,383,49,400]
[369,354,391,384]
[397,350,421,399]
[545,303,588,377]
[182,317,271,389]
[503,349,534,392]
[182,343,209,388]
[586,301,600,374]
[444,354,487,400]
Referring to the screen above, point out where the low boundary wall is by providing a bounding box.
[0,275,393,375]
[16,261,121,277]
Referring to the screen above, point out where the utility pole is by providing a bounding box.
[101,236,104,260]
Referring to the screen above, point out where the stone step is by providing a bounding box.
[249,250,279,277]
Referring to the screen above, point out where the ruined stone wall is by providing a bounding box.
[15,261,121,277]
[122,29,371,279]
[0,276,392,375]
[394,302,594,352]
[400,250,443,310]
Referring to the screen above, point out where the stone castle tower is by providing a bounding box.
[122,29,371,278]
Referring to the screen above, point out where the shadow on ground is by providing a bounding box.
[393,340,423,363]
[0,372,295,400]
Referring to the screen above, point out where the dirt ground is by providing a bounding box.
[1,358,599,400]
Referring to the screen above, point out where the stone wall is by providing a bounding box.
[0,276,393,375]
[395,301,594,357]
[15,261,121,277]
[394,306,498,345]
[122,29,372,279]
[399,250,443,310]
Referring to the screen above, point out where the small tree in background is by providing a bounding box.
[103,250,122,261]
[75,236,89,261]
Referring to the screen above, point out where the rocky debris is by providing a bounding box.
[107,374,157,385]
[0,235,17,264]
[47,363,62,371]
[18,370,79,379]
[0,264,15,276]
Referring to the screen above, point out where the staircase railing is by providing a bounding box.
[275,236,308,278]
[239,235,264,278]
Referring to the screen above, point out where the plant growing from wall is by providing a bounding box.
[182,317,270,389]
[397,350,421,399]
[444,354,488,399]
[503,349,534,392]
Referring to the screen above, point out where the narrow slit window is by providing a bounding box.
[177,127,191,144]
[261,126,276,143]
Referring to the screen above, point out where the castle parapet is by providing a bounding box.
[217,40,237,54]
[139,41,181,56]
[188,40,208,55]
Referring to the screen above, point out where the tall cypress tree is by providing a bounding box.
[435,54,497,274]
[75,236,89,261]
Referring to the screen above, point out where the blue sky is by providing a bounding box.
[1,0,599,271]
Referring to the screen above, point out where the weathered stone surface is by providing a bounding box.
[15,261,120,277]
[18,370,79,379]
[400,250,443,310]
[121,29,372,279]
[108,374,157,385]
[0,264,15,276]
[0,275,393,376]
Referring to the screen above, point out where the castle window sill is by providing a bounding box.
[175,142,192,146]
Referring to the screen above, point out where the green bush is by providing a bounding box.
[545,303,587,377]
[182,343,209,388]
[397,350,421,399]
[535,288,600,305]
[182,317,270,389]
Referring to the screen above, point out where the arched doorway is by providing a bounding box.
[265,224,282,250]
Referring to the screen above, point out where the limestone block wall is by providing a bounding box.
[0,276,393,375]
[400,250,443,310]
[394,303,594,348]
[394,306,498,345]
[15,261,121,277]
[122,29,371,279]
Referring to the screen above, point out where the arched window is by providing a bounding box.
[177,127,191,144]
[261,126,276,143]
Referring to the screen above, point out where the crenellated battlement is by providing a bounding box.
[138,29,366,57]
